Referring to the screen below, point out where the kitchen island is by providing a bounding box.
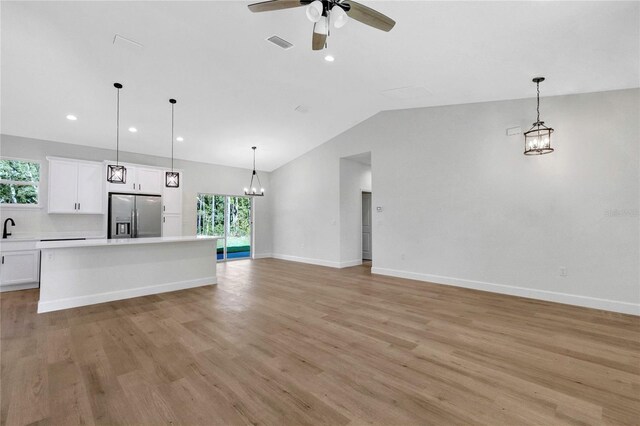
[36,236,219,313]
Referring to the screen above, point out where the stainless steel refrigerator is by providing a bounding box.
[108,194,162,239]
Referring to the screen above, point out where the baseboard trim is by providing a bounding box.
[0,282,39,293]
[37,277,217,313]
[371,267,639,316]
[272,254,360,269]
[340,259,363,268]
[253,253,272,259]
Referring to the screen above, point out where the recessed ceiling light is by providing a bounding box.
[176,136,184,142]
[128,127,137,133]
[66,114,77,121]
[324,55,335,62]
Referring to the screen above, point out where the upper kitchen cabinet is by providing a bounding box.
[136,167,163,194]
[162,170,183,214]
[48,157,104,214]
[106,164,163,195]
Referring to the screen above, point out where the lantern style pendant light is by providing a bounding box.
[107,83,127,183]
[524,77,554,155]
[165,99,180,188]
[243,146,264,196]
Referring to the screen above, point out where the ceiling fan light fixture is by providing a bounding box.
[314,15,329,35]
[331,5,348,28]
[306,0,323,22]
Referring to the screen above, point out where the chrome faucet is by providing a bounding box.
[3,218,15,239]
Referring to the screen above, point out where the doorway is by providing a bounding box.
[362,191,372,261]
[196,194,253,261]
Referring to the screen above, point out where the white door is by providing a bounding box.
[162,176,182,214]
[76,162,103,214]
[0,251,39,286]
[162,214,182,237]
[362,192,372,260]
[137,167,163,195]
[48,159,78,213]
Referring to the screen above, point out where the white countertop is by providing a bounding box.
[2,233,106,242]
[37,236,220,249]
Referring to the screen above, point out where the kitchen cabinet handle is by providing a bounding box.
[78,203,80,210]
[133,183,135,190]
[138,184,141,190]
[74,203,77,210]
[2,256,4,264]
[163,217,165,223]
[163,205,165,212]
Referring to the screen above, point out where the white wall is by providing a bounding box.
[340,158,371,266]
[270,89,639,314]
[0,135,272,256]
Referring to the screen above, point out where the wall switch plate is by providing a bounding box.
[560,267,567,277]
[506,126,522,136]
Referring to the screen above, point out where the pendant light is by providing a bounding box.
[524,77,554,155]
[243,146,264,196]
[165,99,180,188]
[107,83,127,183]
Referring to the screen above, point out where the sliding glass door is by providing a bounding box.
[197,194,252,261]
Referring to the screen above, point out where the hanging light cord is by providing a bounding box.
[536,80,541,125]
[116,86,120,165]
[171,102,175,172]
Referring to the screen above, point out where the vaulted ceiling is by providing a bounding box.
[2,1,638,171]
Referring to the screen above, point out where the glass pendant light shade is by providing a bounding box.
[165,171,179,187]
[314,15,329,35]
[244,147,265,197]
[306,0,323,22]
[107,82,127,184]
[524,123,554,155]
[524,77,554,156]
[331,5,348,28]
[165,99,180,187]
[107,165,127,184]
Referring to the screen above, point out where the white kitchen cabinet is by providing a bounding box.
[48,158,103,214]
[162,214,182,237]
[137,167,163,194]
[162,173,183,215]
[0,250,39,290]
[106,164,163,195]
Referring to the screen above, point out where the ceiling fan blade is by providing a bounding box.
[312,28,326,50]
[248,0,304,13]
[342,0,395,32]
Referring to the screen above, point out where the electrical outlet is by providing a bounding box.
[559,267,567,277]
[400,253,405,260]
[47,252,55,261]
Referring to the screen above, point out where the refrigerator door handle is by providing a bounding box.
[136,209,140,238]
[131,209,136,238]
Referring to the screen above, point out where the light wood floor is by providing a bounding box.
[1,259,639,425]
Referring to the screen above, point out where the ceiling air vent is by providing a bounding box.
[267,35,294,50]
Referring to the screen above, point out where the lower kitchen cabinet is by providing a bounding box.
[162,214,182,237]
[0,250,40,291]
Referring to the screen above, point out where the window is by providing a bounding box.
[197,194,252,260]
[0,158,41,206]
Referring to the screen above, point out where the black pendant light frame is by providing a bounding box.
[244,146,264,196]
[523,77,554,156]
[165,98,180,188]
[107,83,127,183]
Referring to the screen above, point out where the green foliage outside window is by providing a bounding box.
[0,159,40,205]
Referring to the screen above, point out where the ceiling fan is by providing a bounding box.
[247,0,395,50]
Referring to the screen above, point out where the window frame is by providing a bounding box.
[0,156,42,209]
[196,192,254,262]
